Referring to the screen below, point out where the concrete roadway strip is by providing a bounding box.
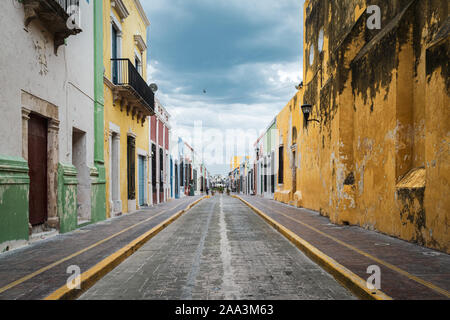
[233,195,392,301]
[44,196,209,300]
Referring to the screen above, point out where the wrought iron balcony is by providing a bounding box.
[111,58,156,123]
[22,0,82,54]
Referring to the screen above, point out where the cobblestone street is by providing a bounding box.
[79,195,355,300]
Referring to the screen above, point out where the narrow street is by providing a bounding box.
[79,196,355,300]
[0,0,448,306]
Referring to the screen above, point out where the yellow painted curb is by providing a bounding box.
[45,196,208,300]
[233,195,392,301]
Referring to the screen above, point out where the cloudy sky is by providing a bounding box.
[142,0,305,174]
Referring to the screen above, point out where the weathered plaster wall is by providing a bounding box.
[0,157,29,252]
[0,2,66,158]
[275,91,303,205]
[0,1,102,248]
[276,0,449,252]
[57,164,78,234]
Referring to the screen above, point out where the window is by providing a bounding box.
[180,161,184,187]
[278,146,284,184]
[188,164,192,185]
[151,143,156,193]
[271,152,275,193]
[318,28,324,52]
[193,169,198,190]
[264,169,267,192]
[112,26,118,59]
[127,136,136,200]
[112,25,119,83]
[135,54,142,75]
[292,127,297,145]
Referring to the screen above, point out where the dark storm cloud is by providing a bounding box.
[142,0,305,173]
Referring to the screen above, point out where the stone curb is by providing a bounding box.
[233,195,392,301]
[45,196,210,300]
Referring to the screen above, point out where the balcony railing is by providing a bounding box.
[53,0,80,12]
[111,58,155,114]
[23,0,82,54]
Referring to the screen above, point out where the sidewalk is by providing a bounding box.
[0,196,203,300]
[238,195,450,300]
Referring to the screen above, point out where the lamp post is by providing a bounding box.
[301,104,320,123]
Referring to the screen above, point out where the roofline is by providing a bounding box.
[133,0,150,27]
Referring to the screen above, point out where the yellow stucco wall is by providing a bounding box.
[273,0,449,253]
[103,0,150,216]
[231,156,242,172]
[274,90,303,206]
[103,0,148,82]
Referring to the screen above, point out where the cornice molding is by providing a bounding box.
[133,0,150,27]
[111,0,129,21]
[103,76,115,89]
[134,34,147,52]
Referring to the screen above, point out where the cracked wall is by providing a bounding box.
[275,0,449,253]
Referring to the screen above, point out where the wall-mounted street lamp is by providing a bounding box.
[301,104,320,123]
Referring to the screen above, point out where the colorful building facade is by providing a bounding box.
[103,0,154,217]
[149,99,171,205]
[262,0,449,253]
[171,137,209,198]
[254,120,277,199]
[0,0,106,252]
[274,90,303,206]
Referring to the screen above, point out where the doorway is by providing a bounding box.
[151,143,157,204]
[159,148,164,202]
[110,131,121,215]
[292,148,297,195]
[138,155,146,206]
[72,128,91,224]
[175,163,179,198]
[28,114,48,226]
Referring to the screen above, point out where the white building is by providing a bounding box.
[0,0,104,251]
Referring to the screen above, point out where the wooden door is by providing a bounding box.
[28,114,48,226]
[151,144,157,204]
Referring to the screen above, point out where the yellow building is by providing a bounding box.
[103,0,153,217]
[274,90,304,206]
[274,0,449,253]
[231,156,243,172]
